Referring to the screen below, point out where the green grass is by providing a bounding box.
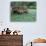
[10,9,36,22]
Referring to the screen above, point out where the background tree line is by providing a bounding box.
[11,2,36,9]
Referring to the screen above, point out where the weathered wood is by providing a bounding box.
[0,35,23,46]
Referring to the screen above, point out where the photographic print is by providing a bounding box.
[10,1,36,22]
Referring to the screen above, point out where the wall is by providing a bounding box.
[0,0,46,46]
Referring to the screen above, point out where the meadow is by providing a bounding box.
[11,9,36,22]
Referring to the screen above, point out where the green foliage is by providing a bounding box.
[11,2,36,9]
